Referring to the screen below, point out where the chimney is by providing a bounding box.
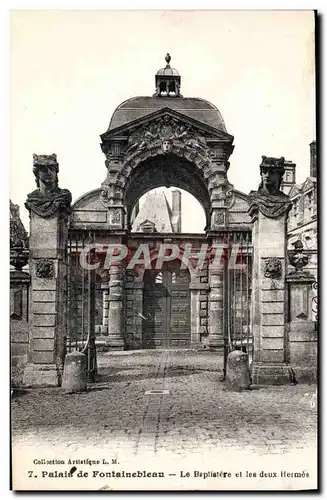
[171,189,181,233]
[280,160,296,195]
[310,141,316,177]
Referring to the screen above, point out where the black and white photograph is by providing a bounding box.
[9,9,318,491]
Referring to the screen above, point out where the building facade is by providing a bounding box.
[286,141,317,279]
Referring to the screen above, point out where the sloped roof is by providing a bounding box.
[132,191,174,233]
[108,96,227,133]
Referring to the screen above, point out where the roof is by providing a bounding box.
[132,191,174,233]
[156,67,180,77]
[108,96,227,132]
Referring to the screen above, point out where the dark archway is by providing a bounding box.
[124,153,211,230]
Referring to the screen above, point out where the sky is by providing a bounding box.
[10,10,316,232]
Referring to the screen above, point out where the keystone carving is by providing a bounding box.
[124,115,211,160]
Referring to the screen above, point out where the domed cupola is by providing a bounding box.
[154,53,182,97]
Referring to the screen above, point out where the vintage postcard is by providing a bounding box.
[10,9,318,491]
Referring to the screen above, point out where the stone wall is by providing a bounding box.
[10,270,30,387]
[191,264,209,346]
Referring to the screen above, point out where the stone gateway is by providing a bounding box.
[11,54,317,388]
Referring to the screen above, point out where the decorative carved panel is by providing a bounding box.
[35,259,55,279]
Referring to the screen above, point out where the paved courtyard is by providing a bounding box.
[11,350,317,490]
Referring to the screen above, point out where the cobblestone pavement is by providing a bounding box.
[12,349,317,459]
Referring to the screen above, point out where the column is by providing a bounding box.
[189,264,209,347]
[107,263,125,350]
[23,154,71,387]
[133,280,144,349]
[208,262,224,349]
[100,276,109,335]
[190,288,200,346]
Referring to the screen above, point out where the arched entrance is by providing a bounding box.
[123,153,212,231]
[143,263,191,348]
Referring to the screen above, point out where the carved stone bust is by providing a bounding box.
[25,154,72,218]
[249,156,292,218]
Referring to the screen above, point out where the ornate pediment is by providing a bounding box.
[100,108,234,166]
[101,107,233,143]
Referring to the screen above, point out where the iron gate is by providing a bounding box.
[66,230,98,382]
[221,230,253,378]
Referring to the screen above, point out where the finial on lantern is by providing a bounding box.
[154,53,181,98]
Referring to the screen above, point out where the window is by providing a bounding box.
[307,191,313,213]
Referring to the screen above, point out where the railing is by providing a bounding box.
[66,230,98,382]
[221,231,253,378]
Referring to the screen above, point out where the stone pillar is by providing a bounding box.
[208,262,224,349]
[107,263,125,350]
[190,288,200,346]
[207,144,234,230]
[286,271,317,382]
[249,155,293,385]
[101,282,109,335]
[133,280,144,349]
[23,154,71,387]
[190,263,209,348]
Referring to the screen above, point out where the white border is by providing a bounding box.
[2,3,325,499]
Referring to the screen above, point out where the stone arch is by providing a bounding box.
[100,110,235,231]
[119,142,213,230]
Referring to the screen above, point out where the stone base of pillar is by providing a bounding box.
[251,362,295,385]
[289,321,317,384]
[23,363,60,388]
[208,335,224,350]
[291,366,317,384]
[190,332,201,347]
[125,337,142,350]
[191,340,202,349]
[105,335,125,351]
